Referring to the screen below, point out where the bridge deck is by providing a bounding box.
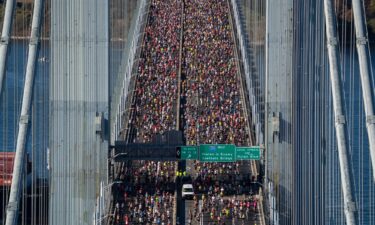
[110,0,265,224]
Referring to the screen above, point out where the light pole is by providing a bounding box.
[112,152,128,158]
[103,180,123,191]
[95,214,114,225]
[111,152,128,164]
[112,152,128,159]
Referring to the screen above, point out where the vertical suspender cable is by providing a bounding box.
[0,0,16,97]
[5,0,44,225]
[323,0,357,224]
[351,0,375,182]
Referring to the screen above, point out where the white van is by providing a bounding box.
[181,184,194,199]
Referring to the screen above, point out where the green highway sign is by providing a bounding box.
[181,146,198,160]
[199,144,236,162]
[236,146,261,160]
[177,145,262,161]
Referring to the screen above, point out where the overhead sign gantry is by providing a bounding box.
[112,131,262,162]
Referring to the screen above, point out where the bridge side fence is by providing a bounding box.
[230,0,264,147]
[110,0,149,146]
[230,0,268,224]
[105,1,149,224]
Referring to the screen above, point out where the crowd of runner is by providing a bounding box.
[181,1,258,223]
[191,161,256,196]
[112,161,176,225]
[187,194,259,225]
[131,0,182,143]
[182,0,249,146]
[113,189,174,225]
[112,0,182,224]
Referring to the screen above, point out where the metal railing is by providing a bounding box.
[230,0,264,146]
[110,0,150,145]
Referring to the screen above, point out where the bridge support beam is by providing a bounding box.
[5,1,44,225]
[351,0,375,182]
[0,0,16,97]
[323,0,357,224]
